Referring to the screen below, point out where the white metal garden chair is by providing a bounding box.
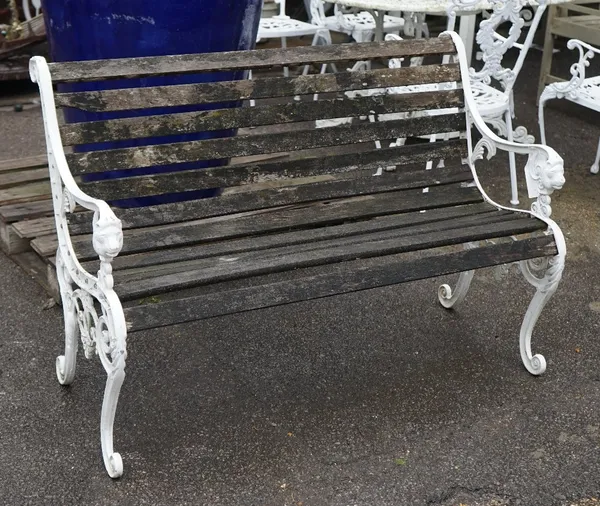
[539,39,600,174]
[309,0,404,43]
[256,0,333,77]
[452,0,549,205]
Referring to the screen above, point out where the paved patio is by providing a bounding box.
[1,39,600,505]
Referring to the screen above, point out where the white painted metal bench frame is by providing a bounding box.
[30,31,566,478]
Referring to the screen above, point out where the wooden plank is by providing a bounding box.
[0,221,31,254]
[0,154,47,173]
[86,201,494,272]
[0,168,49,189]
[31,234,58,259]
[112,209,523,283]
[55,64,461,112]
[0,199,54,223]
[0,182,51,206]
[67,113,466,174]
[124,235,556,331]
[69,181,483,235]
[60,89,465,145]
[116,216,548,300]
[71,165,473,234]
[79,139,468,199]
[12,216,56,239]
[49,37,457,82]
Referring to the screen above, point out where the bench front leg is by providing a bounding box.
[30,56,127,478]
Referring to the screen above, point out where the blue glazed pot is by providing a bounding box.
[40,0,263,207]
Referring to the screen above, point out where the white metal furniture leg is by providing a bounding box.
[55,253,79,386]
[438,242,477,308]
[518,252,565,375]
[538,95,548,146]
[438,270,475,308]
[101,364,126,478]
[591,137,600,174]
[505,110,520,205]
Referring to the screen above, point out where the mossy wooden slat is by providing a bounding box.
[111,210,522,283]
[55,64,461,112]
[82,201,493,272]
[117,217,551,302]
[49,37,456,82]
[70,166,473,236]
[78,139,468,199]
[67,114,466,175]
[60,90,464,145]
[30,234,58,259]
[69,182,483,235]
[124,236,556,331]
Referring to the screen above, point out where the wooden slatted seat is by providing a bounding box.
[30,32,567,478]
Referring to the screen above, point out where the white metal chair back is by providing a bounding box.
[274,0,288,18]
[468,0,547,95]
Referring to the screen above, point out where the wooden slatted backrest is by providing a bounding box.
[50,36,470,228]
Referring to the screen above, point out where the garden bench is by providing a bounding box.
[31,32,567,478]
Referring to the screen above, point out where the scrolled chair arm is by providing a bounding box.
[443,31,565,219]
[29,56,123,290]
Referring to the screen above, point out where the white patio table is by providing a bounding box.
[328,0,571,65]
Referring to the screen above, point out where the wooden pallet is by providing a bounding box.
[0,154,58,299]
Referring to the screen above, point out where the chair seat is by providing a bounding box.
[324,12,405,35]
[258,15,324,39]
[563,76,600,112]
[67,180,552,331]
[471,81,510,118]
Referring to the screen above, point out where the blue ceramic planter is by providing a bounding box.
[40,0,263,206]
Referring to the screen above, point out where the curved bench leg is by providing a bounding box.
[518,255,565,375]
[55,253,79,385]
[438,270,475,309]
[438,242,477,309]
[101,364,126,478]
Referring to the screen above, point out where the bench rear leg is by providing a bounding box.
[518,254,565,375]
[438,270,475,309]
[438,242,477,308]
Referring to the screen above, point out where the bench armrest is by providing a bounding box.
[443,31,565,220]
[540,39,600,102]
[30,56,123,291]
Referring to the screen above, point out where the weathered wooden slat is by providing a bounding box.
[116,216,547,300]
[30,233,58,259]
[0,199,54,223]
[84,201,493,272]
[60,90,464,145]
[78,201,497,266]
[124,234,557,331]
[71,165,472,235]
[113,210,525,283]
[79,139,468,199]
[10,251,59,301]
[0,182,51,206]
[12,216,56,239]
[0,168,49,189]
[49,37,457,82]
[55,64,461,112]
[67,114,466,174]
[69,181,482,235]
[0,154,47,173]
